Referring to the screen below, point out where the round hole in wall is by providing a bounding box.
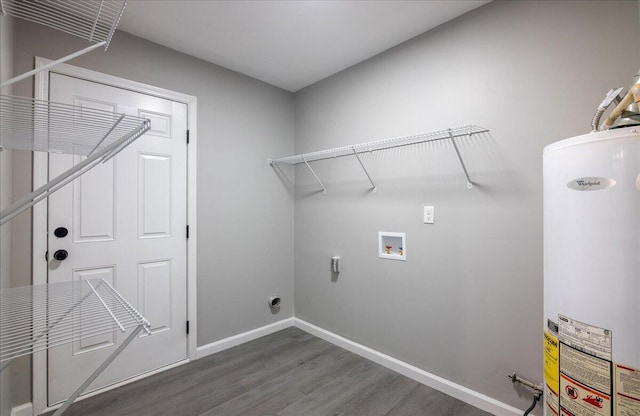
[269,296,281,308]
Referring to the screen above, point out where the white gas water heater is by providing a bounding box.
[543,71,640,416]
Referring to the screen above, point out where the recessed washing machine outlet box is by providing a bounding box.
[379,232,406,261]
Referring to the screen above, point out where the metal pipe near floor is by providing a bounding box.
[508,372,542,416]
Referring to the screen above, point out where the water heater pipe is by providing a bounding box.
[601,83,640,129]
[508,373,542,392]
[508,373,542,416]
[592,88,623,132]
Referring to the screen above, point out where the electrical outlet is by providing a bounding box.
[424,206,434,224]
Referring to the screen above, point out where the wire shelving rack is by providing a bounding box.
[0,0,128,88]
[0,279,151,367]
[0,2,154,415]
[0,95,150,225]
[268,124,489,192]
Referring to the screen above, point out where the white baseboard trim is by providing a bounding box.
[196,317,295,359]
[293,318,525,416]
[10,402,32,416]
[33,317,525,416]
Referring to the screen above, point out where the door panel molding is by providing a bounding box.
[74,155,117,243]
[138,259,173,336]
[32,58,197,416]
[138,152,173,239]
[72,266,117,355]
[138,110,173,139]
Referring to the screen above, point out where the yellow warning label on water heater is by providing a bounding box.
[544,330,560,394]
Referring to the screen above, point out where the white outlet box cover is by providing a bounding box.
[424,206,434,224]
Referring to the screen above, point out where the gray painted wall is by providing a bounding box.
[293,0,639,412]
[6,18,294,411]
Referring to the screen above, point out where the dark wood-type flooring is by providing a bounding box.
[45,327,493,416]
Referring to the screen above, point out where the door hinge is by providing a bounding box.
[186,129,190,144]
[45,251,48,261]
[186,225,190,239]
[186,320,190,335]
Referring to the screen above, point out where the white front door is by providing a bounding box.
[47,73,188,405]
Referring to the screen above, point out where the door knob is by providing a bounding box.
[53,249,68,261]
[54,227,69,238]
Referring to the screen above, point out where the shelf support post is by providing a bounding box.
[0,123,149,226]
[301,155,326,194]
[87,113,126,157]
[351,147,376,192]
[100,119,151,163]
[100,279,151,334]
[448,129,473,189]
[85,280,125,332]
[52,325,145,416]
[0,41,107,89]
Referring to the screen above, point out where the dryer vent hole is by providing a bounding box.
[269,296,281,308]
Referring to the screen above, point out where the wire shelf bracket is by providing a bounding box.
[0,95,151,225]
[53,325,144,416]
[300,154,326,194]
[447,128,474,189]
[352,147,377,192]
[0,0,128,89]
[268,124,489,192]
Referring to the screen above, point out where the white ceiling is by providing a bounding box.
[118,1,490,92]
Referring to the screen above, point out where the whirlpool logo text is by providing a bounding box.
[567,177,616,191]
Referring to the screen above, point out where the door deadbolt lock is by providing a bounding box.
[54,227,69,238]
[53,249,68,261]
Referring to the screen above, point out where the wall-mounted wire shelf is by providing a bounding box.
[0,94,150,225]
[0,279,150,415]
[0,0,129,88]
[268,124,489,192]
[1,0,126,47]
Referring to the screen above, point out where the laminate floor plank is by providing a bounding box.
[43,327,494,416]
[385,384,491,416]
[200,345,363,416]
[124,336,330,416]
[276,359,383,416]
[333,370,419,416]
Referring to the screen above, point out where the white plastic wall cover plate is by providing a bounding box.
[424,206,434,224]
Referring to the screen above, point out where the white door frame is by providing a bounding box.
[31,57,198,415]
